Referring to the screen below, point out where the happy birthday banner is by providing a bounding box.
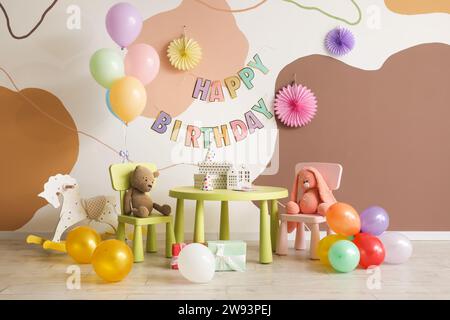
[150,54,273,148]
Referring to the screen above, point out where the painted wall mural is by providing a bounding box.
[1,1,449,233]
[384,0,450,15]
[0,0,59,39]
[255,43,450,231]
[0,87,79,230]
[134,0,249,118]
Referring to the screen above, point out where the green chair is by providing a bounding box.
[109,163,176,263]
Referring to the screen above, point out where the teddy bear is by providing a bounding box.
[286,166,336,233]
[123,165,171,218]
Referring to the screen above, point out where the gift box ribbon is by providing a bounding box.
[215,243,245,272]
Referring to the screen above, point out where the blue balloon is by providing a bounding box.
[106,89,124,124]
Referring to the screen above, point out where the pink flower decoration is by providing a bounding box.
[274,84,318,127]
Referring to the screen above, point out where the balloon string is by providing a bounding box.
[0,66,125,160]
[193,0,268,13]
[0,0,59,39]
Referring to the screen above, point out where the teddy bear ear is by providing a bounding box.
[153,170,160,178]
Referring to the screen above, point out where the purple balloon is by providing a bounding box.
[360,206,389,236]
[106,3,143,48]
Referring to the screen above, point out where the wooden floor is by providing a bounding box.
[0,239,449,300]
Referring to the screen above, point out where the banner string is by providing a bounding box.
[0,67,200,171]
[0,66,126,160]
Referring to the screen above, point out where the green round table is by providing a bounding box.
[169,186,288,264]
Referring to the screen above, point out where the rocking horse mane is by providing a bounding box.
[38,174,78,208]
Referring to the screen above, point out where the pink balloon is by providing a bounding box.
[125,44,160,85]
[106,3,142,48]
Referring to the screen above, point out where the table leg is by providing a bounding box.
[174,198,184,243]
[220,201,230,240]
[259,200,272,264]
[194,200,205,243]
[270,200,279,251]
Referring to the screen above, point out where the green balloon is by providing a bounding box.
[328,240,360,273]
[89,48,124,88]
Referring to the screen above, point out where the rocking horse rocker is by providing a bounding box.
[26,174,119,252]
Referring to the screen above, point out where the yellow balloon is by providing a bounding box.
[317,234,348,265]
[91,239,133,282]
[66,226,101,264]
[109,76,147,124]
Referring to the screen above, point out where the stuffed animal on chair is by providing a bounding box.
[286,166,336,233]
[124,165,171,218]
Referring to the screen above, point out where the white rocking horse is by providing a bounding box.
[26,174,118,252]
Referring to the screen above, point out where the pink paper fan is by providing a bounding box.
[274,84,317,127]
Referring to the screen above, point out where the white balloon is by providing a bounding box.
[178,243,215,283]
[379,232,413,264]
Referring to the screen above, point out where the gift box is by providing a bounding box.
[171,243,186,269]
[207,240,246,272]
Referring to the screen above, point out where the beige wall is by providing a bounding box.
[255,43,450,231]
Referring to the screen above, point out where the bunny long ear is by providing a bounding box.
[290,170,303,202]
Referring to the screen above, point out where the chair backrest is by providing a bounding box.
[109,163,158,215]
[295,162,343,190]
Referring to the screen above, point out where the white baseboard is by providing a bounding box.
[3,231,450,241]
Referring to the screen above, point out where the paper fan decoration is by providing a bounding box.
[274,84,317,127]
[167,36,202,71]
[325,27,355,56]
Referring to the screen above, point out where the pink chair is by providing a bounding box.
[276,162,343,260]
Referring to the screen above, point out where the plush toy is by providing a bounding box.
[124,165,171,217]
[286,166,336,233]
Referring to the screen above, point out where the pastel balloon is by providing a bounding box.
[66,226,101,264]
[328,240,360,273]
[360,206,390,236]
[106,2,142,48]
[91,239,133,282]
[105,90,124,123]
[317,234,348,266]
[89,48,124,88]
[379,232,413,264]
[178,243,215,283]
[353,233,385,269]
[109,76,147,124]
[125,43,160,85]
[326,202,361,236]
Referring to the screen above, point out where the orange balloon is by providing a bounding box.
[326,202,361,236]
[110,76,147,124]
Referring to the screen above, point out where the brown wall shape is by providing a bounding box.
[255,43,450,231]
[0,87,79,230]
[135,0,249,118]
[385,0,450,14]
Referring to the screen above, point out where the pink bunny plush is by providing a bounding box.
[286,166,336,233]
